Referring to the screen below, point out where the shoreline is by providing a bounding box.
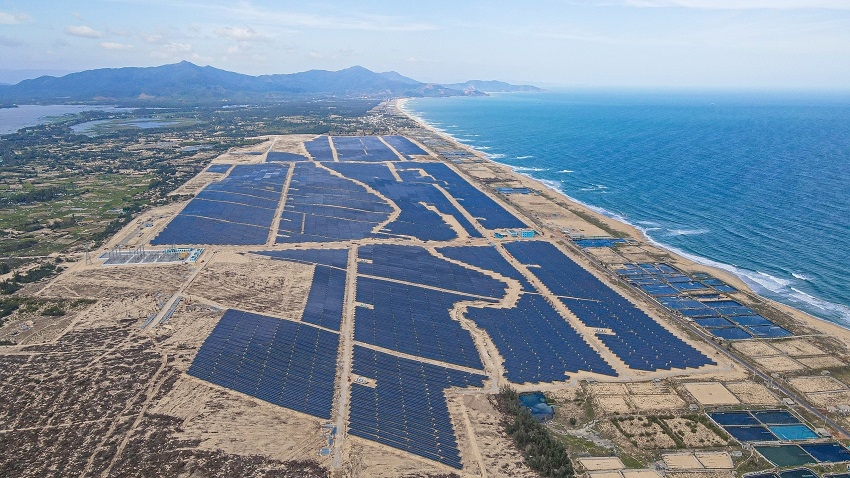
[395,97,850,348]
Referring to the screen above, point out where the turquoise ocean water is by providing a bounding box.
[405,91,850,327]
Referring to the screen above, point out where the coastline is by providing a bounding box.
[395,97,850,348]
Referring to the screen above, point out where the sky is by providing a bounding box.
[1,0,849,89]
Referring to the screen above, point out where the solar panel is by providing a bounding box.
[188,309,339,419]
[504,241,715,371]
[348,346,486,469]
[465,294,617,383]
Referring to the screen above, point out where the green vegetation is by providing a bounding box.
[0,262,62,295]
[0,100,382,263]
[496,386,575,478]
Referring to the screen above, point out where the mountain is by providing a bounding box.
[444,80,544,93]
[0,62,539,105]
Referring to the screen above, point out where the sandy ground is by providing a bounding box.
[186,251,314,320]
[683,382,740,405]
[579,457,625,471]
[788,376,848,394]
[725,381,781,405]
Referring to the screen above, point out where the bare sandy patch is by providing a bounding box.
[753,355,806,373]
[771,338,826,357]
[695,452,733,469]
[589,382,629,396]
[797,355,846,369]
[683,382,740,405]
[596,395,633,414]
[725,381,781,405]
[459,394,537,478]
[663,453,703,470]
[150,376,329,463]
[630,393,686,412]
[186,251,314,319]
[579,457,625,471]
[732,341,780,358]
[807,390,850,407]
[788,376,848,394]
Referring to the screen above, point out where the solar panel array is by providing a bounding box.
[466,294,617,383]
[619,263,793,340]
[349,346,487,469]
[302,265,347,330]
[332,136,401,162]
[277,163,393,243]
[189,309,338,419]
[267,151,309,162]
[206,164,232,173]
[257,248,349,269]
[416,162,527,229]
[505,241,715,371]
[152,164,288,245]
[327,162,481,241]
[382,135,428,157]
[358,244,507,299]
[304,136,334,161]
[355,277,485,369]
[436,245,534,290]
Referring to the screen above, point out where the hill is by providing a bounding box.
[444,80,543,93]
[0,62,536,105]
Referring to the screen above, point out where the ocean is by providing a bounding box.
[405,90,850,327]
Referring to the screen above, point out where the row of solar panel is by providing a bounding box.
[348,346,487,469]
[357,244,507,299]
[188,310,339,419]
[152,164,288,245]
[504,241,715,371]
[466,294,617,383]
[354,277,486,370]
[276,163,392,244]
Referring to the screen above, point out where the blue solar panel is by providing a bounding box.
[465,294,617,383]
[188,310,339,419]
[301,266,346,330]
[415,162,527,230]
[437,245,533,290]
[152,164,288,245]
[382,135,428,157]
[276,163,393,244]
[257,248,349,269]
[206,164,232,173]
[332,136,400,162]
[358,244,507,299]
[504,242,715,371]
[349,346,486,469]
[325,162,484,240]
[305,136,334,161]
[354,277,484,369]
[267,151,309,162]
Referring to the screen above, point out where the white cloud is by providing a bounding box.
[214,26,268,41]
[100,42,133,50]
[0,11,30,24]
[198,3,438,32]
[65,25,103,38]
